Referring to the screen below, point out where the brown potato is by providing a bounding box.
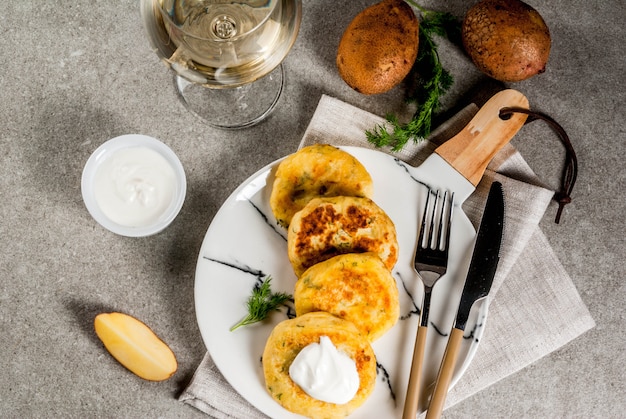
[462,0,551,82]
[337,0,419,95]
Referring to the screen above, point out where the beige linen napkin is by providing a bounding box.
[179,95,595,418]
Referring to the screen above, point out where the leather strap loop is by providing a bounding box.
[499,107,578,224]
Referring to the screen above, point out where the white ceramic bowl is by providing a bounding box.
[81,134,187,237]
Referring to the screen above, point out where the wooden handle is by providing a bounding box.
[402,325,428,419]
[435,89,529,186]
[425,328,464,419]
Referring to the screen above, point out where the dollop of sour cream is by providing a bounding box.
[289,336,360,404]
[93,147,176,227]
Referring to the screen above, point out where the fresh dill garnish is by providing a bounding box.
[230,276,292,331]
[366,2,461,151]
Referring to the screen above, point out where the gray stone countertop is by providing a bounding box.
[1,1,624,417]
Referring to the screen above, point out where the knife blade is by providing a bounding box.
[425,181,506,419]
[454,181,505,332]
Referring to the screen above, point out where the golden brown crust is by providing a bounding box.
[337,0,419,95]
[288,196,398,277]
[262,312,377,418]
[270,144,373,228]
[462,0,551,82]
[295,253,399,342]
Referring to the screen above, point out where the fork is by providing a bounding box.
[402,188,454,419]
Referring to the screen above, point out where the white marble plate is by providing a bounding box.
[194,146,486,418]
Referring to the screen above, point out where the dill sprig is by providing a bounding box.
[366,2,461,151]
[230,276,292,331]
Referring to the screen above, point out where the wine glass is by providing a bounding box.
[141,0,302,129]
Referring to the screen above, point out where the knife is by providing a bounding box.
[424,181,506,419]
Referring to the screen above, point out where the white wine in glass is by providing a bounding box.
[141,0,302,129]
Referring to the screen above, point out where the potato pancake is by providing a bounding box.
[262,312,376,418]
[295,253,399,342]
[270,144,373,227]
[288,196,398,277]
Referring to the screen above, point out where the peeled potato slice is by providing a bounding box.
[94,312,177,381]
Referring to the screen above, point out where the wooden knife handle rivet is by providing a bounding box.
[434,89,529,187]
[425,328,465,419]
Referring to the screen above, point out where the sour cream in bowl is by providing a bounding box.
[81,134,186,237]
